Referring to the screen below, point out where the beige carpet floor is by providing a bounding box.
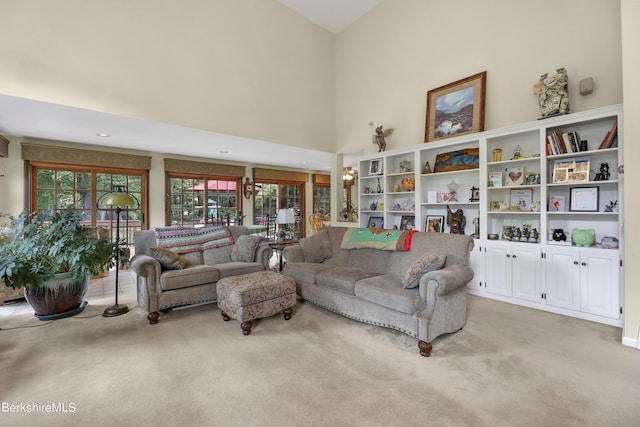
[1,293,639,427]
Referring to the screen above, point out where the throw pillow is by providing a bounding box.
[402,251,446,289]
[149,247,190,270]
[300,228,331,263]
[230,235,262,262]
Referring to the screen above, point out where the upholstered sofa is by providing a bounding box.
[131,226,272,324]
[282,226,474,357]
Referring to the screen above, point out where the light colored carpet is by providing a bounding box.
[1,293,639,426]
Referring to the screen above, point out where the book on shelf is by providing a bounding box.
[599,119,618,149]
[567,132,579,152]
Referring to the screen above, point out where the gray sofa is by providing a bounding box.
[282,226,474,357]
[131,226,272,324]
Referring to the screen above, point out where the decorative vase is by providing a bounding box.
[24,272,90,320]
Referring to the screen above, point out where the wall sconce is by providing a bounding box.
[243,177,254,199]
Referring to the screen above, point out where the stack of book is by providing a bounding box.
[546,128,582,155]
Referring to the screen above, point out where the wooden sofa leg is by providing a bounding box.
[148,312,159,325]
[418,340,432,357]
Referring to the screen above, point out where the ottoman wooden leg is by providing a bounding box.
[283,307,293,320]
[241,321,253,335]
[221,311,230,321]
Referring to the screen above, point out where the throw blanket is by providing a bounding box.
[340,228,416,251]
[153,226,234,254]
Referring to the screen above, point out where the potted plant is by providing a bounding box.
[0,210,114,319]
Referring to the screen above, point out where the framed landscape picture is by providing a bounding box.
[425,71,487,142]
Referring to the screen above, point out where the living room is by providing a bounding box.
[1,0,640,425]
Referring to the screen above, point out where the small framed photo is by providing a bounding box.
[570,187,599,212]
[369,158,383,175]
[367,216,384,228]
[567,170,589,182]
[399,215,416,230]
[553,168,568,183]
[426,215,444,233]
[488,171,502,188]
[504,167,524,186]
[549,195,566,212]
[510,188,533,212]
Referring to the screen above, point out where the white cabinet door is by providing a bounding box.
[484,243,511,297]
[545,247,581,311]
[580,250,620,319]
[511,245,542,303]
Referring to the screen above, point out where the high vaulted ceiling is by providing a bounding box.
[0,1,382,171]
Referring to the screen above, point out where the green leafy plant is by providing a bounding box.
[0,210,114,289]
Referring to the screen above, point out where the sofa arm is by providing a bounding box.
[282,245,305,263]
[129,254,162,293]
[255,245,274,269]
[417,264,474,319]
[422,264,474,296]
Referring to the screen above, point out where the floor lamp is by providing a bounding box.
[97,185,138,317]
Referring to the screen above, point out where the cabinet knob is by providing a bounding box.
[512,255,517,259]
[506,254,511,258]
[573,261,579,265]
[581,262,587,266]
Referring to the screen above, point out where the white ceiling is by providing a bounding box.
[277,0,382,34]
[0,1,382,172]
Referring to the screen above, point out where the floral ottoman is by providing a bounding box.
[216,271,296,335]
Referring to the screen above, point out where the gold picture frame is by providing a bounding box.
[425,71,487,142]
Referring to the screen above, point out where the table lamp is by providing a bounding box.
[275,208,295,241]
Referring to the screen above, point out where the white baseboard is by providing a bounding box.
[621,336,640,349]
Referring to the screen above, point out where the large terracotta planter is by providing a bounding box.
[24,273,89,320]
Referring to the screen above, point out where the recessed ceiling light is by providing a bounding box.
[301,160,308,164]
[96,132,110,137]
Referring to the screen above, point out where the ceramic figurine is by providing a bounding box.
[537,67,570,118]
[572,228,595,247]
[552,229,567,241]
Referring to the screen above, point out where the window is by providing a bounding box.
[29,162,146,245]
[312,174,330,216]
[254,181,304,239]
[167,174,240,227]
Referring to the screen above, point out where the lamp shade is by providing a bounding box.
[100,192,137,208]
[275,209,295,225]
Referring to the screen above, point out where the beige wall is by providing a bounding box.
[335,0,622,156]
[0,0,336,152]
[621,0,640,347]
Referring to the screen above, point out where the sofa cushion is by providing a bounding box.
[283,262,333,285]
[230,235,262,262]
[402,250,447,289]
[300,228,332,262]
[354,275,422,314]
[149,247,190,270]
[316,267,381,295]
[159,264,220,291]
[216,262,265,278]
